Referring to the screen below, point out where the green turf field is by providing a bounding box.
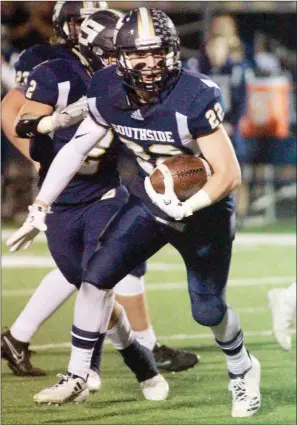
[1,231,296,425]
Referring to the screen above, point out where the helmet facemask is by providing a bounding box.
[85,45,116,73]
[61,16,84,49]
[117,42,180,92]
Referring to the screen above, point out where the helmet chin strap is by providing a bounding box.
[72,48,93,76]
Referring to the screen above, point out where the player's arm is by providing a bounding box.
[185,125,241,210]
[145,125,241,220]
[6,115,109,252]
[1,88,40,170]
[35,115,109,207]
[15,97,88,137]
[14,63,87,138]
[145,85,241,220]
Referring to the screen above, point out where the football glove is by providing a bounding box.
[58,96,88,126]
[144,164,193,221]
[37,97,88,134]
[6,204,49,252]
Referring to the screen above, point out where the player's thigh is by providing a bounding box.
[46,206,83,286]
[83,197,167,289]
[82,185,129,269]
[169,210,235,325]
[187,210,234,294]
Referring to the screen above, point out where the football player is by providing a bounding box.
[268,282,296,351]
[8,7,261,417]
[2,0,198,381]
[3,6,171,403]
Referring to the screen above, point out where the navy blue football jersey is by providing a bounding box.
[25,58,120,205]
[87,65,235,217]
[14,44,75,88]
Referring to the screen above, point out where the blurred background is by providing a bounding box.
[1,1,296,230]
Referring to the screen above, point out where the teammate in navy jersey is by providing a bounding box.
[8,7,261,417]
[2,1,103,380]
[2,1,198,381]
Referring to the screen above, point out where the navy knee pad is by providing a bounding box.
[191,293,227,327]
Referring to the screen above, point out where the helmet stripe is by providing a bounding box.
[138,7,155,38]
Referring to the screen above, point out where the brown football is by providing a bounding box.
[150,155,213,201]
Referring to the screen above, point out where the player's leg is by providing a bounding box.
[114,264,199,372]
[80,188,164,392]
[33,198,168,404]
[114,264,156,348]
[80,186,130,387]
[171,210,260,417]
[46,203,104,392]
[268,281,296,350]
[1,268,75,376]
[2,204,81,377]
[107,301,169,401]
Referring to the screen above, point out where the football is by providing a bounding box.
[150,155,213,201]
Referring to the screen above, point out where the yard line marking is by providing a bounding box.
[2,277,295,297]
[3,289,39,296]
[2,254,297,279]
[2,256,56,268]
[2,230,296,245]
[146,276,296,289]
[30,328,296,351]
[2,257,186,269]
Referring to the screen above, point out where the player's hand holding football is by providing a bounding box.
[144,164,193,221]
[6,204,49,252]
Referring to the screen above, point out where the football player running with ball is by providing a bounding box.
[8,7,261,417]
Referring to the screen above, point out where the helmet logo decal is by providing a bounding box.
[53,1,64,23]
[138,7,155,38]
[80,19,105,46]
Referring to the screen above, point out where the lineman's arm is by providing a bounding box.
[6,115,108,252]
[1,88,40,170]
[15,97,88,137]
[36,115,109,207]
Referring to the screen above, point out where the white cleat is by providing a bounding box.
[228,355,261,418]
[33,374,89,405]
[268,289,293,350]
[140,374,169,401]
[87,369,102,393]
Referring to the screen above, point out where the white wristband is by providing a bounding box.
[183,189,212,215]
[37,116,54,134]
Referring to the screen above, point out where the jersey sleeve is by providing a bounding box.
[24,62,58,106]
[87,70,110,128]
[188,79,225,139]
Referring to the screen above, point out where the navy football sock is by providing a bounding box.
[118,339,158,383]
[90,333,105,374]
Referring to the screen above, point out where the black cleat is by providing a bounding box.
[1,329,46,376]
[153,342,199,372]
